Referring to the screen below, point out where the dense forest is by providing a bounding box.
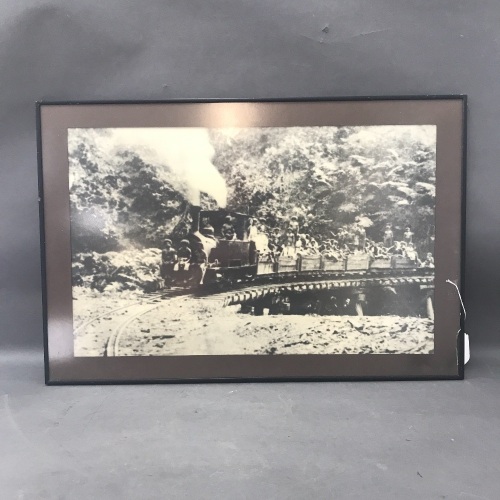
[68,125,435,290]
[69,125,435,249]
[211,125,435,246]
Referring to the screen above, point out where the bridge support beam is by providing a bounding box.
[253,303,264,316]
[240,304,253,314]
[355,302,364,317]
[252,297,274,316]
[426,295,434,321]
[354,291,366,317]
[420,285,435,321]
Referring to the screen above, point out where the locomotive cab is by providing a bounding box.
[190,208,258,285]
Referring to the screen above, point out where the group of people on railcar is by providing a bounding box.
[244,216,434,268]
[161,213,434,285]
[160,238,208,286]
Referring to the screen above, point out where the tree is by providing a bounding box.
[69,125,436,255]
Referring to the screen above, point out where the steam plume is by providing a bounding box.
[101,128,227,207]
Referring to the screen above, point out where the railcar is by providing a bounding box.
[161,207,430,288]
[259,253,420,275]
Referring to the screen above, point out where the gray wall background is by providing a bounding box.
[1,0,498,349]
[3,3,500,499]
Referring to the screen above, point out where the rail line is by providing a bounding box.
[102,271,434,356]
[221,274,434,307]
[103,289,197,357]
[74,287,194,335]
[193,269,434,306]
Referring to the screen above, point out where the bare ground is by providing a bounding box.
[73,287,434,356]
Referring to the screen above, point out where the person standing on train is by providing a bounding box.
[383,223,394,248]
[247,217,258,241]
[281,231,296,258]
[353,217,366,252]
[403,226,414,244]
[288,216,300,243]
[253,225,270,255]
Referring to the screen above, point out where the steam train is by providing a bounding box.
[162,208,426,288]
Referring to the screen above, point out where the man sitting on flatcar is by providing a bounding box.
[190,242,208,285]
[253,225,270,255]
[404,242,420,265]
[177,239,192,270]
[269,227,282,247]
[308,235,320,254]
[295,233,305,253]
[281,232,297,258]
[422,252,435,268]
[393,241,404,255]
[161,239,177,287]
[197,224,218,259]
[268,227,282,262]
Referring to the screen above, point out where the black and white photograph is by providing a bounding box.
[69,123,436,358]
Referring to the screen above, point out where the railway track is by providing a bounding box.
[102,284,255,357]
[101,271,434,356]
[73,288,195,357]
[75,287,195,337]
[195,271,434,306]
[104,291,193,356]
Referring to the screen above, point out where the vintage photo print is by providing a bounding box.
[69,124,436,357]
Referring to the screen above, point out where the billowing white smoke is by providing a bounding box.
[101,128,227,207]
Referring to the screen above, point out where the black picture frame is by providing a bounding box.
[38,96,466,384]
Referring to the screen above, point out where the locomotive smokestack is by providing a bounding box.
[191,205,201,233]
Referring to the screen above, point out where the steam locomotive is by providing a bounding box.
[162,208,425,288]
[163,208,258,287]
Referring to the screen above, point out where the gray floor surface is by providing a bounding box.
[1,348,499,499]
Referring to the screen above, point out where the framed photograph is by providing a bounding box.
[38,96,466,384]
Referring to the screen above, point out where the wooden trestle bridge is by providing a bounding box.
[203,268,435,319]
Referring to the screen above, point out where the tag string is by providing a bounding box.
[445,279,466,322]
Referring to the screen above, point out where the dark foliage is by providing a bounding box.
[69,125,435,259]
[210,126,435,249]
